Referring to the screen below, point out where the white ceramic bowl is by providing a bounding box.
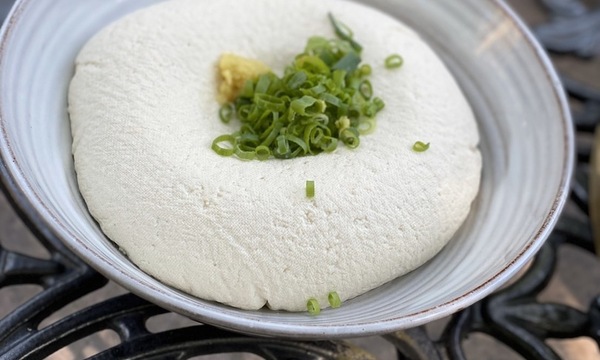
[0,0,573,338]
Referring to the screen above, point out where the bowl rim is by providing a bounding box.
[0,0,575,338]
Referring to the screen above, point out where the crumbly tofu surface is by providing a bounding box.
[68,0,481,311]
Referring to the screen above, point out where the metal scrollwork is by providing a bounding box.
[536,0,600,57]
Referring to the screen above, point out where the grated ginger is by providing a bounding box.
[217,53,271,103]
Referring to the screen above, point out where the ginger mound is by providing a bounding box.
[218,53,270,103]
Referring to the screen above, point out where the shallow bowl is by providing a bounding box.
[0,0,573,338]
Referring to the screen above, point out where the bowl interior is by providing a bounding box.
[0,0,572,337]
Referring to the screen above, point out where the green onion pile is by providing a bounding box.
[212,14,386,160]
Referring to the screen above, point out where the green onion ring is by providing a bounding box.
[255,145,271,160]
[328,291,341,308]
[359,80,373,100]
[373,97,385,111]
[320,136,339,152]
[234,144,256,160]
[307,297,320,315]
[385,54,404,69]
[358,118,376,135]
[340,127,360,149]
[413,141,430,152]
[360,64,372,76]
[274,135,291,158]
[219,103,234,123]
[211,135,235,157]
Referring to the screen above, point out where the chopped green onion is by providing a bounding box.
[238,133,259,147]
[212,14,385,160]
[373,97,385,111]
[358,118,376,135]
[307,298,320,315]
[305,36,330,54]
[255,145,271,160]
[291,96,326,116]
[286,70,308,89]
[320,92,342,107]
[211,135,235,157]
[413,141,430,152]
[286,134,309,155]
[332,70,347,88]
[335,116,351,131]
[254,94,286,112]
[255,74,272,94]
[274,135,291,159]
[359,64,372,76]
[385,54,404,69]
[296,55,330,75]
[239,80,255,98]
[236,104,252,121]
[328,291,341,308]
[359,80,373,99]
[328,13,363,53]
[331,52,362,72]
[329,14,353,37]
[234,144,256,160]
[219,103,234,123]
[321,137,338,152]
[362,102,378,118]
[258,120,279,145]
[306,180,315,198]
[340,128,360,148]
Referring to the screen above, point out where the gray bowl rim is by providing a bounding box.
[0,0,575,338]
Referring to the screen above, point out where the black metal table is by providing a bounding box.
[1,0,599,359]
